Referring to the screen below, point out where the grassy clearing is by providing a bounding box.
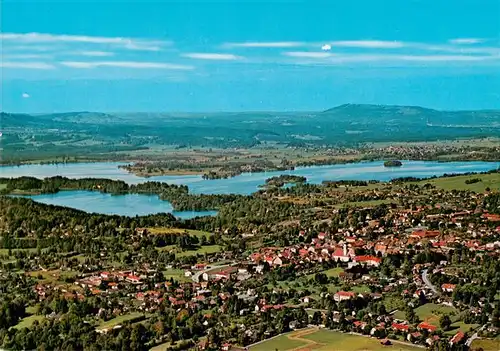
[0,184,6,190]
[443,321,480,336]
[12,314,45,329]
[175,245,222,257]
[414,303,458,326]
[393,310,406,320]
[97,312,144,330]
[323,267,344,277]
[26,270,79,284]
[305,267,344,280]
[163,268,191,282]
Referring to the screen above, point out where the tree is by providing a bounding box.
[439,314,452,331]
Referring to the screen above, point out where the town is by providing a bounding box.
[0,170,499,351]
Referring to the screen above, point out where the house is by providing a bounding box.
[449,331,465,345]
[334,291,356,302]
[408,332,422,342]
[272,257,283,266]
[100,271,111,280]
[418,322,437,332]
[353,320,367,329]
[126,274,142,284]
[374,243,387,255]
[392,322,410,332]
[441,283,456,293]
[355,255,382,267]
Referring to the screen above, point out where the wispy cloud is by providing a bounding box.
[284,53,500,64]
[0,32,169,51]
[0,61,55,69]
[327,40,405,48]
[283,52,333,58]
[449,38,485,45]
[22,93,30,98]
[182,53,242,60]
[59,61,194,70]
[2,53,52,59]
[224,41,304,48]
[73,51,115,57]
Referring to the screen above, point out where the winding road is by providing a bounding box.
[421,269,439,294]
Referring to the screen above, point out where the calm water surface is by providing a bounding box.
[1,160,497,217]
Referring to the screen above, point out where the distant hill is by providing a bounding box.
[319,104,500,127]
[1,105,499,158]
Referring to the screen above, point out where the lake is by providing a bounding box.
[1,160,498,217]
[19,191,218,219]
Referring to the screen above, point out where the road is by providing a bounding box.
[466,324,487,347]
[421,269,438,294]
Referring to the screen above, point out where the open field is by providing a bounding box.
[175,245,222,257]
[418,172,500,192]
[12,314,45,329]
[97,312,145,330]
[156,244,222,257]
[0,248,39,255]
[163,268,191,282]
[26,269,79,284]
[470,338,500,351]
[250,332,307,351]
[414,303,458,326]
[250,329,422,351]
[145,227,213,238]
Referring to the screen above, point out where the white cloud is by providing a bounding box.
[449,38,485,45]
[0,32,169,51]
[224,41,304,48]
[328,40,405,48]
[182,53,242,60]
[0,61,55,69]
[287,53,500,65]
[2,53,52,59]
[22,93,30,98]
[73,51,115,57]
[321,44,331,51]
[283,52,333,58]
[59,61,194,70]
[396,54,494,62]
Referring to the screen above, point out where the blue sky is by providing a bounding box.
[1,0,499,112]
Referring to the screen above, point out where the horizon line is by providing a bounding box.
[3,103,500,115]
